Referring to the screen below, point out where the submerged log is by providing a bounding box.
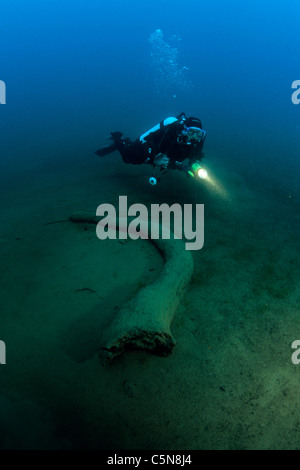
[69,212,194,364]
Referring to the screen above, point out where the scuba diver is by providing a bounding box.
[95,112,207,185]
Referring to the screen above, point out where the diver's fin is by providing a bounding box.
[95,144,117,157]
[110,131,123,141]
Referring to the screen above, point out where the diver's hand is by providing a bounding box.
[166,159,190,174]
[153,153,170,169]
[178,160,192,175]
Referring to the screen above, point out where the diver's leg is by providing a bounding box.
[115,138,146,165]
[96,132,146,164]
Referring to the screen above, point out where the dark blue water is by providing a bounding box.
[1,0,299,185]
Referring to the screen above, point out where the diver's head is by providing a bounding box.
[177,117,207,147]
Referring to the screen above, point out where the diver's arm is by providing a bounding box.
[153,153,170,169]
[159,125,180,154]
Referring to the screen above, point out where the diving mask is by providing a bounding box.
[185,127,207,144]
